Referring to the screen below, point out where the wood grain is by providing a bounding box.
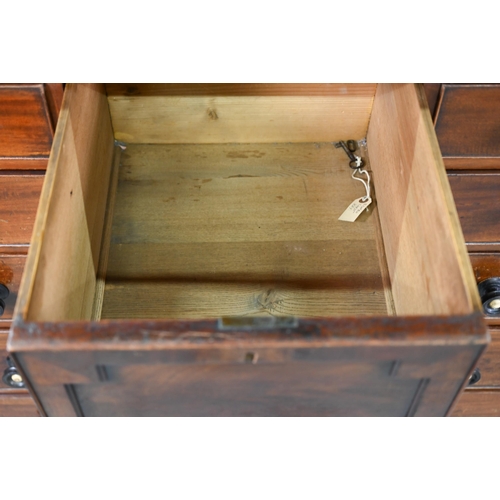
[91,145,122,320]
[443,158,500,170]
[12,329,486,416]
[102,280,388,319]
[44,83,64,131]
[106,83,378,97]
[366,83,480,316]
[451,389,500,417]
[12,339,484,416]
[101,143,386,319]
[18,84,115,322]
[10,311,487,416]
[469,253,500,286]
[71,361,433,417]
[0,394,39,417]
[435,84,500,165]
[448,173,500,250]
[10,314,488,351]
[0,174,44,248]
[0,330,7,356]
[107,91,375,144]
[0,85,53,162]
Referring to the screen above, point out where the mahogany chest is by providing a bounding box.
[7,83,488,416]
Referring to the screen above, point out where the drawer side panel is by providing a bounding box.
[367,83,480,316]
[15,84,115,322]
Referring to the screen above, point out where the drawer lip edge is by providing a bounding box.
[8,313,488,352]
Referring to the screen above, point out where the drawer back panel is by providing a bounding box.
[106,83,376,144]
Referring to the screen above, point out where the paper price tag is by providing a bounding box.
[338,197,372,222]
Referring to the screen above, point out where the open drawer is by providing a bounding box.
[8,84,488,416]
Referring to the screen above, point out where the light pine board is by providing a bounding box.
[20,84,115,322]
[91,145,122,321]
[367,84,480,316]
[101,143,388,319]
[108,93,375,144]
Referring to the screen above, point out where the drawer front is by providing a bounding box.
[0,174,44,248]
[469,253,500,284]
[468,328,500,387]
[0,255,26,323]
[469,253,500,326]
[451,390,500,417]
[448,173,500,250]
[0,85,54,170]
[1,331,34,415]
[435,84,500,169]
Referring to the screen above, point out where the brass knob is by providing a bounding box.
[0,284,9,317]
[478,278,500,316]
[2,357,25,388]
[468,368,481,386]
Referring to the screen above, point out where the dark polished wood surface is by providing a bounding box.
[469,328,500,388]
[448,173,500,251]
[11,313,487,416]
[469,253,500,284]
[435,84,500,160]
[0,84,63,170]
[0,85,52,158]
[0,394,39,417]
[434,82,500,415]
[0,174,44,249]
[0,83,63,416]
[435,84,500,170]
[451,389,500,417]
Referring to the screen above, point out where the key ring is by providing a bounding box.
[351,168,371,202]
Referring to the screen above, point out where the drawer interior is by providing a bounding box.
[19,84,481,323]
[100,141,387,319]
